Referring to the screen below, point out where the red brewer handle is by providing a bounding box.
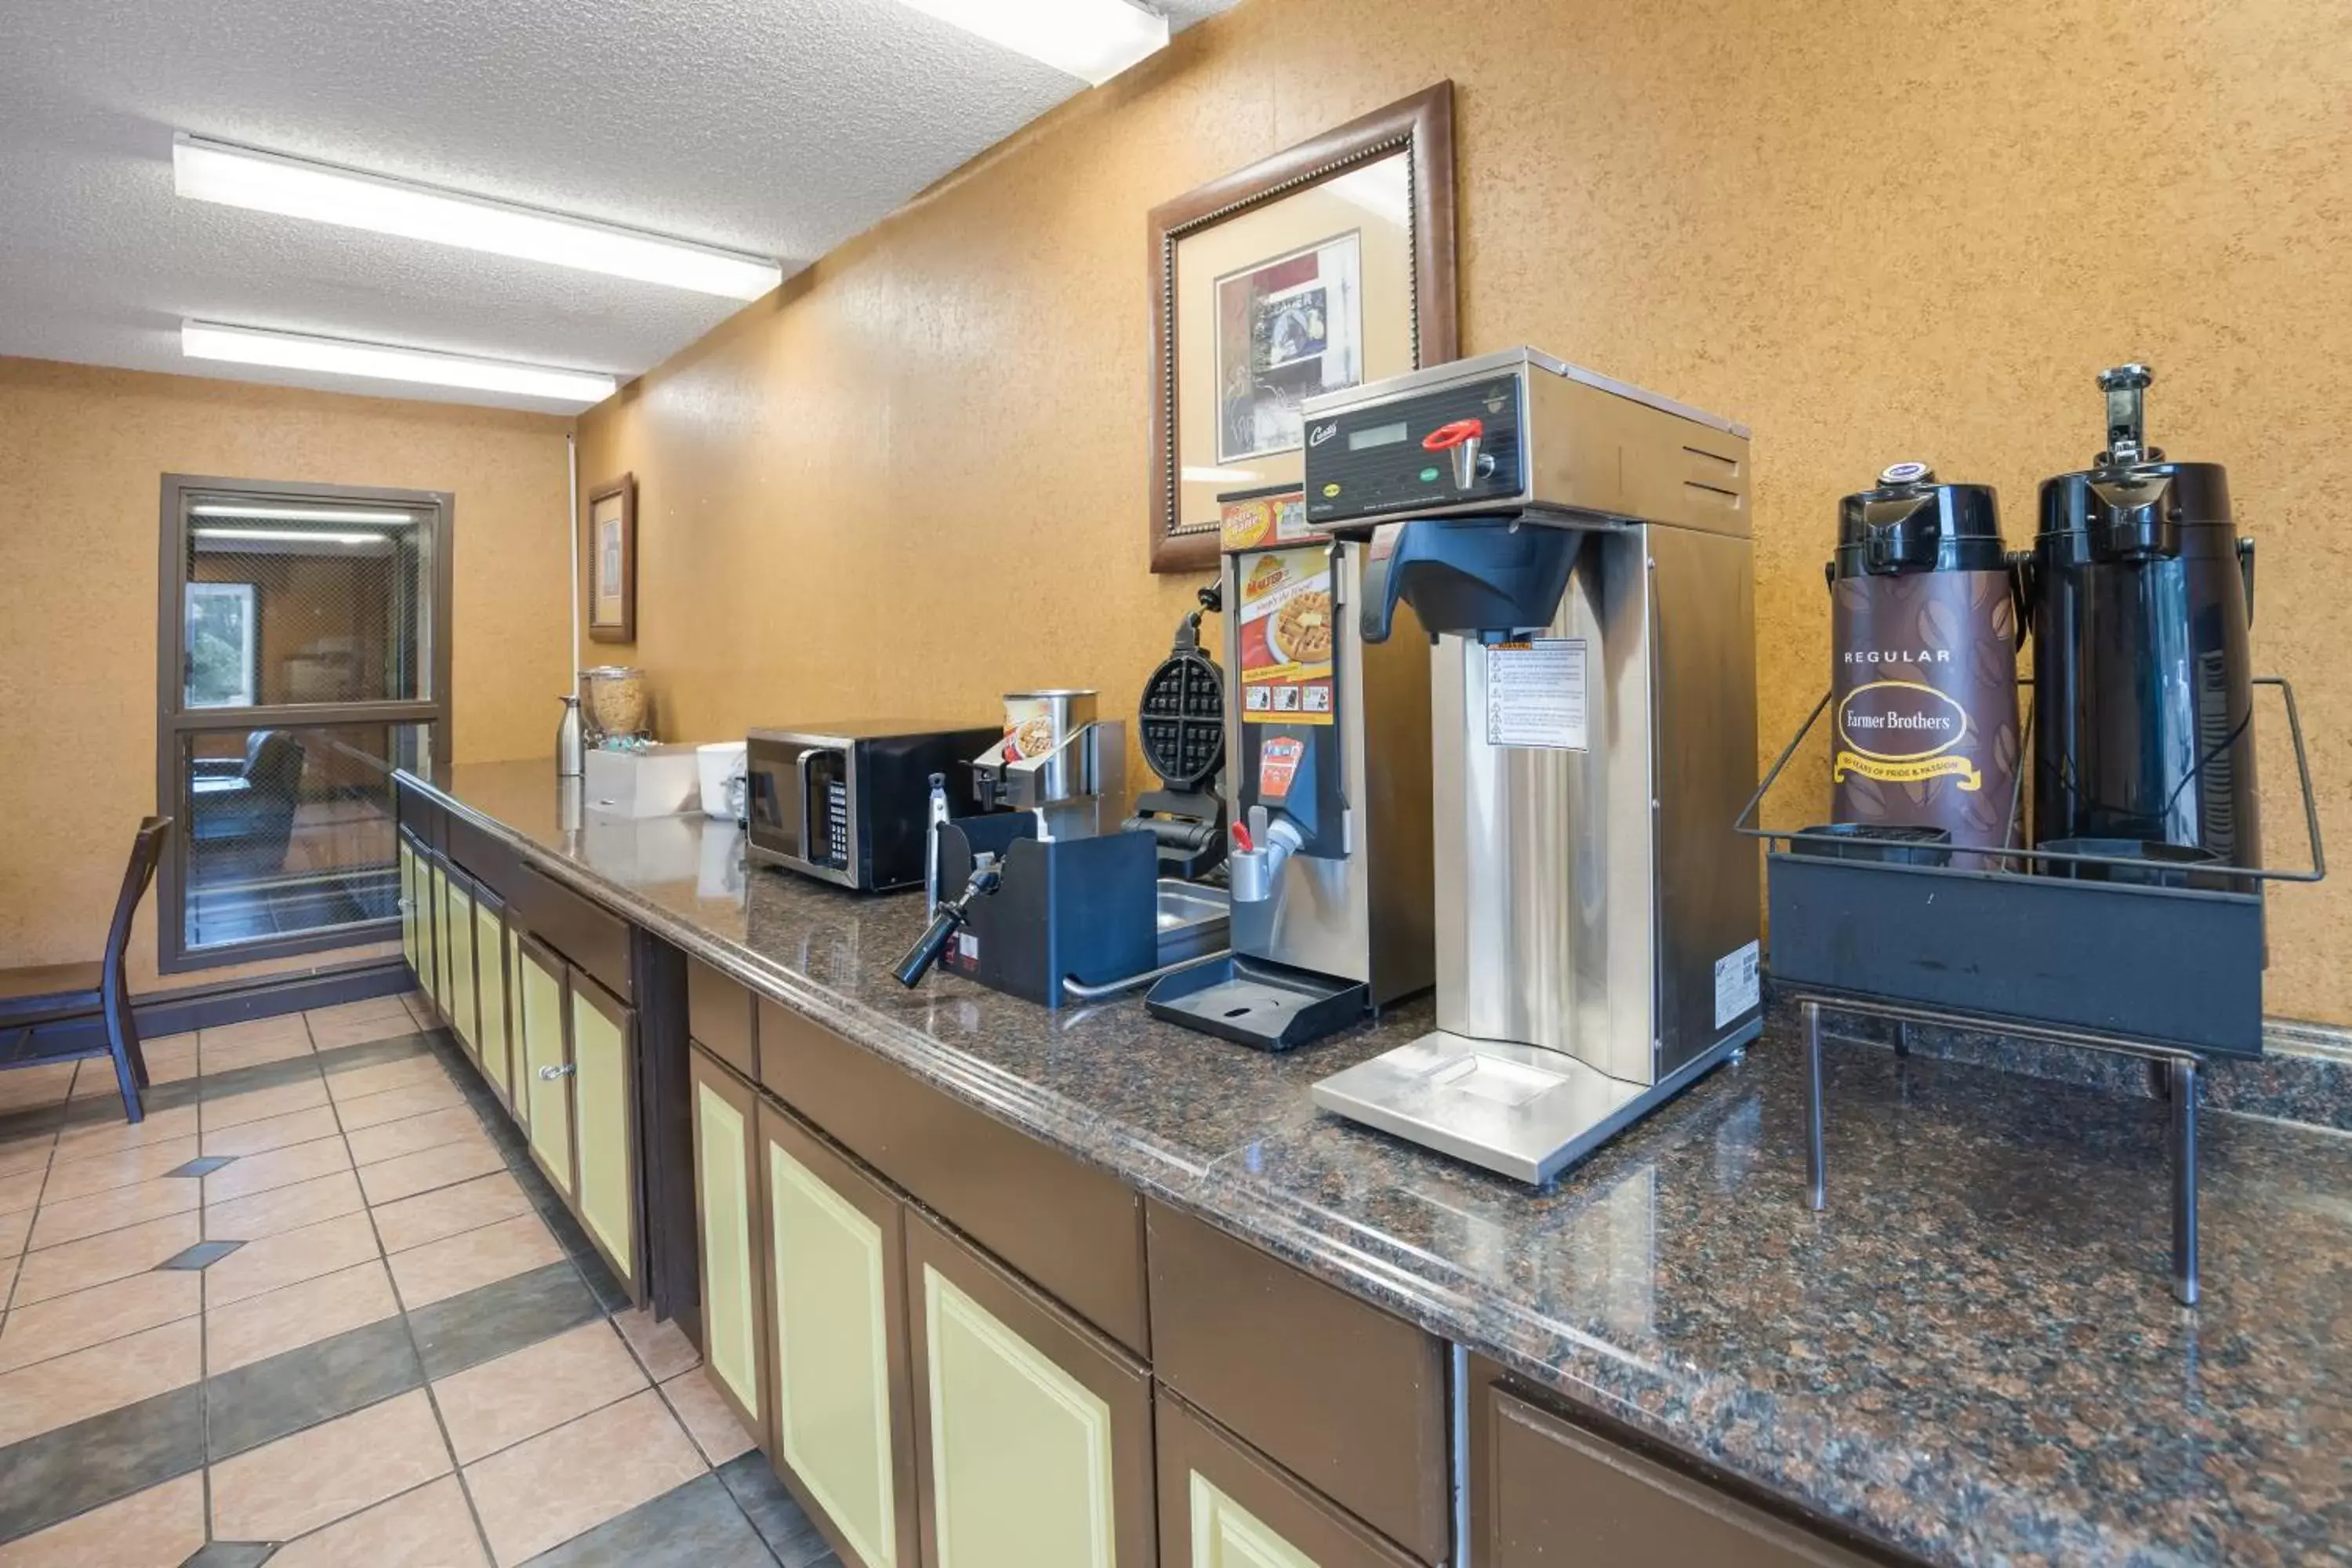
[1422,418,1483,452]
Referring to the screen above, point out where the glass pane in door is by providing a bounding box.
[176,721,432,956]
[183,500,432,705]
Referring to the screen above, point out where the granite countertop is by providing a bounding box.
[410,760,2350,1566]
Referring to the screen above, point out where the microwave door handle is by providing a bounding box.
[795,749,820,863]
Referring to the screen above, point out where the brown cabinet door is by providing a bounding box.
[1145,1201,1449,1562]
[906,1209,1154,1568]
[1156,1392,1421,1568]
[757,996,1149,1357]
[688,954,757,1080]
[757,1101,920,1568]
[1469,1357,1883,1567]
[688,1048,768,1449]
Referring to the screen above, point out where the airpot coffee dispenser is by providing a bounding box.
[2030,365,2259,878]
[1303,347,1762,1184]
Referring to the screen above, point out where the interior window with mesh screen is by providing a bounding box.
[158,479,448,971]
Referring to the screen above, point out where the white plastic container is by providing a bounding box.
[696,741,748,822]
[583,745,702,818]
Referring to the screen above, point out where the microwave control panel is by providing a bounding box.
[1302,372,1526,527]
[808,755,850,869]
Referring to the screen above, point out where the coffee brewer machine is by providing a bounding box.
[1305,347,1762,1183]
[2029,365,2260,880]
[1145,486,1433,1048]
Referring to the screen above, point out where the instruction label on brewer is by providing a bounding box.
[1486,639,1588,750]
[1715,940,1760,1027]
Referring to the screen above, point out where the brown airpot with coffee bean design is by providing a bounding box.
[1828,464,2022,860]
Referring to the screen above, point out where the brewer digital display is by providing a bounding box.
[1348,420,1410,452]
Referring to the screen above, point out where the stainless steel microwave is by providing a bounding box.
[744,721,1000,891]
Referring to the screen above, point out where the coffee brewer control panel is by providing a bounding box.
[1302,373,1526,526]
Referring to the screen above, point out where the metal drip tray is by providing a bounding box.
[1312,1030,1749,1184]
[1145,953,1368,1052]
[1155,880,1228,967]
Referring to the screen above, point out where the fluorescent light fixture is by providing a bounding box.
[891,0,1169,84]
[193,527,387,546]
[189,504,415,524]
[173,133,782,300]
[183,321,619,405]
[1181,466,1263,485]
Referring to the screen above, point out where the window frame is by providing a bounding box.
[154,473,454,974]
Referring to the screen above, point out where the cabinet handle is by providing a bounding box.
[538,1063,575,1080]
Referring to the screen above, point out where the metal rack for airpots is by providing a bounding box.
[1735,677,2324,1305]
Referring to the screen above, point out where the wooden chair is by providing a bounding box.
[0,817,173,1123]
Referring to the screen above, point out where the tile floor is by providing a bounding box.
[0,993,838,1566]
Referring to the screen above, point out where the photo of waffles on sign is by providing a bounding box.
[1272,590,1334,665]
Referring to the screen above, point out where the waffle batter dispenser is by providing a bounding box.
[1145,485,1433,1050]
[1305,348,1763,1183]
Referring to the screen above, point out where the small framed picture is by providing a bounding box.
[1147,83,1457,573]
[586,474,636,643]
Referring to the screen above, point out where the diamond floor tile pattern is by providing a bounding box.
[0,996,829,1563]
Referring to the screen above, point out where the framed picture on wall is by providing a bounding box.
[1148,82,1457,573]
[586,474,636,643]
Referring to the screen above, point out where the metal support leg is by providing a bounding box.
[1805,1000,1827,1211]
[1893,1019,1911,1058]
[2169,1057,2199,1307]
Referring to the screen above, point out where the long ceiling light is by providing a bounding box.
[891,0,1169,85]
[193,528,389,546]
[189,504,415,523]
[173,133,782,300]
[183,321,619,405]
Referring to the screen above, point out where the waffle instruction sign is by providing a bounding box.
[1237,547,1337,726]
[1485,638,1588,750]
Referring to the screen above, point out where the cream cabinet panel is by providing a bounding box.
[924,1264,1116,1568]
[569,972,636,1287]
[444,878,477,1058]
[1153,1395,1417,1568]
[516,938,573,1195]
[692,1065,761,1425]
[424,861,448,1009]
[474,900,512,1104]
[1188,1474,1319,1568]
[908,1213,1152,1568]
[771,1138,900,1568]
[397,843,418,978]
[504,924,525,1108]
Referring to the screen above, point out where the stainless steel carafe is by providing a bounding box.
[2028,365,2259,872]
[555,694,585,778]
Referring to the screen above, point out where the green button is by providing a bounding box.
[1419,466,1440,482]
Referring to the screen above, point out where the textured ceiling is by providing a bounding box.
[0,0,1233,412]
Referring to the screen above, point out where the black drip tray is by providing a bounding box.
[1145,955,1368,1052]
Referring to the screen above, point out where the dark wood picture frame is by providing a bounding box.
[1145,82,1458,575]
[586,473,637,644]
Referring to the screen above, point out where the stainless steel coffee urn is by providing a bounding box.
[1303,348,1762,1183]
